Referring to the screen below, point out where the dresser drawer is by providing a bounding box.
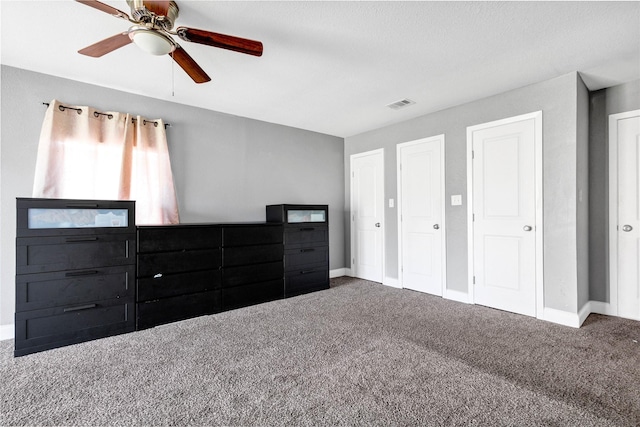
[222,261,283,288]
[285,268,329,298]
[16,234,135,274]
[138,225,221,253]
[136,290,221,330]
[222,279,283,311]
[16,265,134,312]
[284,226,328,248]
[17,198,135,238]
[137,269,221,301]
[137,248,221,277]
[223,225,283,247]
[224,244,283,267]
[284,246,328,272]
[14,299,134,356]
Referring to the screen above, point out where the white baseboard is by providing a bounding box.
[383,277,401,288]
[0,324,14,341]
[542,307,581,328]
[330,268,349,278]
[543,300,620,328]
[589,300,615,316]
[444,288,471,304]
[578,302,592,326]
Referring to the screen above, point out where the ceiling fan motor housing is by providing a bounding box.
[126,0,179,31]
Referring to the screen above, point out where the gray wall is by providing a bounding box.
[345,72,583,313]
[0,65,345,327]
[576,75,590,310]
[588,79,640,302]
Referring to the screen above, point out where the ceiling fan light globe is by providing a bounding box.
[131,30,174,55]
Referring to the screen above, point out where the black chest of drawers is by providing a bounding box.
[267,204,330,297]
[14,199,322,356]
[15,198,136,357]
[221,223,284,310]
[136,224,223,330]
[135,223,284,329]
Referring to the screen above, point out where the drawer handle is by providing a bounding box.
[300,270,315,274]
[65,270,99,277]
[63,304,97,313]
[300,227,315,231]
[65,236,99,243]
[300,248,315,253]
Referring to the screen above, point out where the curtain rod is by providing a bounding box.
[42,103,171,129]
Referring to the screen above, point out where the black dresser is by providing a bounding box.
[267,204,330,297]
[15,198,136,357]
[136,224,223,330]
[221,224,284,310]
[15,199,328,356]
[135,223,284,329]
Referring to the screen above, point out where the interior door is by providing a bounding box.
[612,110,640,320]
[398,136,445,295]
[469,113,539,317]
[351,149,384,282]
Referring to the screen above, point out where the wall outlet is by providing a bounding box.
[451,195,462,206]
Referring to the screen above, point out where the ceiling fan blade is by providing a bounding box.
[75,0,130,20]
[78,32,132,57]
[171,46,211,84]
[143,1,170,17]
[176,27,263,57]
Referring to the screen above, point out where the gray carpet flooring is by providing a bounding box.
[1,277,639,426]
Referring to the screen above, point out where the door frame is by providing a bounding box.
[396,135,447,295]
[608,109,640,317]
[466,111,544,317]
[350,148,385,281]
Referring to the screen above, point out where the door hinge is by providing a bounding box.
[473,276,476,284]
[472,213,475,221]
[472,150,475,159]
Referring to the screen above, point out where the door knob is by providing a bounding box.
[375,223,381,228]
[433,224,440,230]
[622,225,633,232]
[523,225,533,231]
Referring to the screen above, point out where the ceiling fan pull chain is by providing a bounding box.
[171,51,175,97]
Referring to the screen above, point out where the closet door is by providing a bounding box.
[468,112,542,317]
[398,135,445,296]
[351,149,384,283]
[610,110,640,320]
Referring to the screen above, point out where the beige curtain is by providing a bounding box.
[33,100,180,225]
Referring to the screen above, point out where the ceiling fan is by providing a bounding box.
[76,0,264,83]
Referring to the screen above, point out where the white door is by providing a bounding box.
[610,110,640,320]
[351,149,384,282]
[468,112,541,317]
[398,136,445,295]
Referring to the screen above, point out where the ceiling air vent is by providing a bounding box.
[386,98,416,110]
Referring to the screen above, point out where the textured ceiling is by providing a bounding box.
[2,1,639,137]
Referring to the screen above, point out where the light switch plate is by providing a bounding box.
[389,198,395,208]
[451,195,462,206]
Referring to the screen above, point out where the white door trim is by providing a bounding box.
[608,109,640,317]
[350,148,385,281]
[396,135,447,295]
[466,111,544,318]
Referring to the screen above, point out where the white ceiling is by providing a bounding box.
[2,1,639,137]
